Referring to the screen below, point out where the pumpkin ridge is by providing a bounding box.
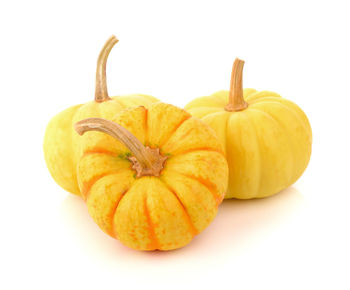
[175,172,223,206]
[185,107,223,119]
[238,112,262,198]
[185,96,227,110]
[71,102,103,172]
[248,96,281,104]
[82,171,119,201]
[143,195,160,250]
[110,188,131,238]
[172,147,225,158]
[251,100,312,138]
[245,91,282,103]
[68,105,84,189]
[160,180,198,237]
[248,107,296,186]
[158,115,191,147]
[110,97,127,109]
[197,110,230,155]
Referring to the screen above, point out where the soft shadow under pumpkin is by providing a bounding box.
[60,186,304,259]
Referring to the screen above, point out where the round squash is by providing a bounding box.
[74,103,228,250]
[44,36,158,195]
[185,58,312,199]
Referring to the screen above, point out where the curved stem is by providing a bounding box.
[95,35,119,102]
[74,118,167,177]
[225,58,248,112]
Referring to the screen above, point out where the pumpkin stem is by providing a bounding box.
[225,58,248,112]
[74,117,168,178]
[95,35,119,102]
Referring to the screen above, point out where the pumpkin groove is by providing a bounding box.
[157,116,191,148]
[82,172,119,201]
[109,189,129,238]
[143,195,161,250]
[177,173,223,206]
[161,182,198,236]
[82,148,118,157]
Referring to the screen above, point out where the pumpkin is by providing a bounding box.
[43,36,158,195]
[185,58,312,199]
[74,102,228,250]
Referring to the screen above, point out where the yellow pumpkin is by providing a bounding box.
[44,36,158,195]
[185,58,312,199]
[74,103,228,250]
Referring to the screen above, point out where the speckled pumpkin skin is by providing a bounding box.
[77,103,228,251]
[185,89,312,199]
[43,95,158,195]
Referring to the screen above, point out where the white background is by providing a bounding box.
[1,1,349,289]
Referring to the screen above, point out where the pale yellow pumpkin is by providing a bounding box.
[185,58,312,199]
[74,103,228,251]
[43,36,158,195]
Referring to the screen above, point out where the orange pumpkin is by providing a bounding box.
[74,103,229,250]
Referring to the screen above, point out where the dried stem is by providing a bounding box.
[75,118,167,177]
[95,35,119,102]
[225,58,248,112]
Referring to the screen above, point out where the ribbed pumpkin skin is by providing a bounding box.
[77,103,228,251]
[185,89,312,199]
[43,94,158,195]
